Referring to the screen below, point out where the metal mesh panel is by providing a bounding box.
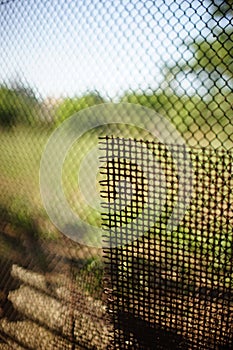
[0,0,232,348]
[100,136,233,349]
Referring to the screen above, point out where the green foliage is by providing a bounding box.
[207,0,233,19]
[186,30,233,80]
[121,91,205,132]
[55,92,105,125]
[120,90,233,149]
[76,257,103,296]
[0,84,39,128]
[166,0,233,92]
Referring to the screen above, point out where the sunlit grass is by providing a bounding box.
[0,124,232,278]
[0,125,59,240]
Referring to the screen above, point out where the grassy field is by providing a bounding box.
[0,125,103,241]
[0,124,105,299]
[0,125,232,280]
[0,122,161,241]
[0,126,50,227]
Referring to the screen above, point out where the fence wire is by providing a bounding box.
[100,136,233,349]
[0,0,232,349]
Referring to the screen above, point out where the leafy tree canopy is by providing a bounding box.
[165,0,233,93]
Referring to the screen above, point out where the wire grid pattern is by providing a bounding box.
[0,0,232,349]
[100,136,233,350]
[0,0,232,148]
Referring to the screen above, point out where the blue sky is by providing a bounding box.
[0,0,213,100]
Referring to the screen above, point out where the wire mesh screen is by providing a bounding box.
[100,136,233,349]
[0,0,233,349]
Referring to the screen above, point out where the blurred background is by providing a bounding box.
[0,0,232,241]
[0,1,232,347]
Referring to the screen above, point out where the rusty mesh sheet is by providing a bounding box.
[100,136,233,350]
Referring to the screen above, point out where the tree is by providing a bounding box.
[161,0,233,148]
[0,83,39,128]
[167,0,233,94]
[120,90,205,134]
[55,92,105,125]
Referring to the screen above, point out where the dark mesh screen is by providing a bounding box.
[0,0,232,348]
[100,136,233,350]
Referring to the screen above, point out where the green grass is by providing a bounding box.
[0,126,48,223]
[0,125,105,243]
[0,125,232,287]
[0,124,150,242]
[0,126,59,242]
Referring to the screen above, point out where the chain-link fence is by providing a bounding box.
[0,0,232,349]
